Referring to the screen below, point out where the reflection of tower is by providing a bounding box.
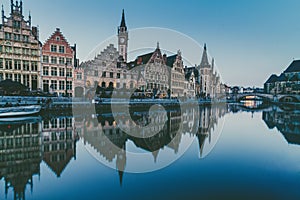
[41,117,78,177]
[116,146,126,186]
[83,117,127,185]
[197,133,208,158]
[118,9,128,62]
[0,119,42,199]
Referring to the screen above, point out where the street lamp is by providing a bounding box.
[65,62,68,97]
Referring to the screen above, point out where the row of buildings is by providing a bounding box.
[0,1,223,98]
[264,60,300,94]
[81,10,224,99]
[0,1,78,97]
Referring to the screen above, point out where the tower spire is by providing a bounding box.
[11,0,13,13]
[120,9,127,29]
[200,43,209,67]
[20,0,22,14]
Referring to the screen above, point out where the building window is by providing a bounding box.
[0,59,3,69]
[56,36,60,41]
[23,75,29,87]
[13,21,21,28]
[110,72,113,78]
[67,81,72,90]
[50,80,57,90]
[117,82,120,88]
[76,72,82,80]
[0,73,3,81]
[5,46,12,53]
[66,58,72,65]
[43,80,49,92]
[5,32,11,40]
[5,59,12,70]
[43,56,49,63]
[23,48,30,55]
[14,34,20,41]
[23,61,30,71]
[23,35,29,42]
[43,66,49,76]
[59,68,65,77]
[14,47,22,54]
[59,46,65,53]
[6,73,12,80]
[59,81,65,90]
[67,68,72,77]
[102,71,106,77]
[31,50,38,56]
[14,60,21,70]
[51,67,57,76]
[94,70,98,77]
[31,62,38,71]
[14,74,21,82]
[59,57,65,65]
[51,45,57,52]
[51,57,57,64]
[117,73,120,79]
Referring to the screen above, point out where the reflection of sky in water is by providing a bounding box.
[1,105,300,199]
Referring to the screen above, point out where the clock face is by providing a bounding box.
[120,37,125,44]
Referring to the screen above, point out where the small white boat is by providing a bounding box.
[0,105,41,117]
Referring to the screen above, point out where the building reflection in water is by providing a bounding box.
[80,104,228,184]
[41,116,78,177]
[0,104,228,196]
[0,117,42,200]
[0,116,78,200]
[263,106,300,145]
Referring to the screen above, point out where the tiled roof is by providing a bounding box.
[166,55,177,68]
[277,73,287,82]
[265,74,278,83]
[284,60,300,73]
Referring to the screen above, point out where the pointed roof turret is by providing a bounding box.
[120,9,127,30]
[200,43,210,68]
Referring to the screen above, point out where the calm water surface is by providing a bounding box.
[1,103,300,200]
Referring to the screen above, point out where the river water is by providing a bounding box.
[0,102,300,200]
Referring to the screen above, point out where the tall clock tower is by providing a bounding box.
[118,9,128,62]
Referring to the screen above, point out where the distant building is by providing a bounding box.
[264,60,300,94]
[41,28,77,97]
[197,44,221,99]
[0,0,41,90]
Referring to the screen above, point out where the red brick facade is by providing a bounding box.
[42,28,76,97]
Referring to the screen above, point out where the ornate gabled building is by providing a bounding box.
[197,44,221,99]
[41,28,77,97]
[0,0,41,90]
[138,42,171,97]
[81,43,134,97]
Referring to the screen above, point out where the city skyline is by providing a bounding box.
[1,0,299,87]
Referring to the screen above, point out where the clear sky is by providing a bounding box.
[2,0,300,87]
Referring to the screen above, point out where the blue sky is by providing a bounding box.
[2,0,300,87]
